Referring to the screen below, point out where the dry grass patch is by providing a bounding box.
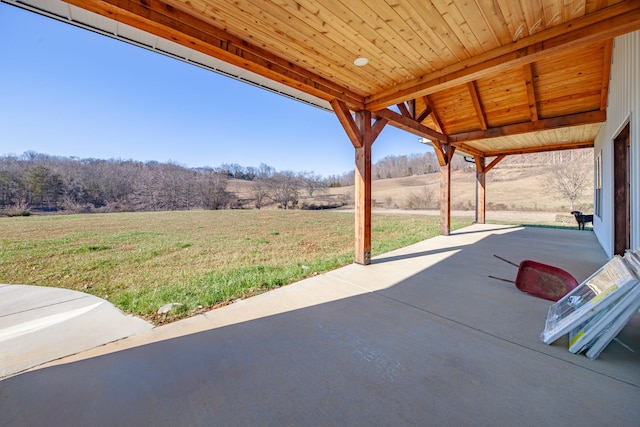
[0,210,472,323]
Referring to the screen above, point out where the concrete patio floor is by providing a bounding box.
[1,224,639,426]
[0,284,153,379]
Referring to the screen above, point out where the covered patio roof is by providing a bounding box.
[5,0,640,263]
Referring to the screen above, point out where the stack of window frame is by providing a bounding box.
[541,251,640,359]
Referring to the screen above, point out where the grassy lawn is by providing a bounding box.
[0,210,473,323]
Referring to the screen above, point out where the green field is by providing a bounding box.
[0,210,473,323]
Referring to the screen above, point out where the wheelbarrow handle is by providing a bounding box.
[493,254,519,268]
[488,275,516,284]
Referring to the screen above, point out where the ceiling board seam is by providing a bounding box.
[365,2,640,110]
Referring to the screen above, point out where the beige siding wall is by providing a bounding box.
[594,30,640,257]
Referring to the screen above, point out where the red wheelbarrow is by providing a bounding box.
[490,255,579,302]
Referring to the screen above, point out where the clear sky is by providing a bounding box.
[0,3,432,177]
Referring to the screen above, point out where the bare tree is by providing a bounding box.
[25,165,64,210]
[130,165,162,211]
[403,186,435,210]
[543,162,591,210]
[0,156,26,209]
[157,162,190,210]
[251,179,269,209]
[300,171,326,197]
[373,152,441,180]
[265,171,300,209]
[198,170,230,210]
[257,163,276,179]
[326,171,354,187]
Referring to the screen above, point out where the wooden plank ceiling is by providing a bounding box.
[44,0,640,156]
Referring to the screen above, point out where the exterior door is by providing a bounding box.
[613,123,630,255]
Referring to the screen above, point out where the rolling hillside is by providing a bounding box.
[305,165,594,215]
[218,149,595,223]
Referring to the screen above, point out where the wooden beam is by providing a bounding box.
[365,1,640,110]
[424,95,444,133]
[484,155,506,173]
[63,0,365,110]
[600,39,614,111]
[430,141,457,166]
[331,99,363,148]
[405,99,417,119]
[409,99,417,119]
[396,102,412,119]
[474,154,505,173]
[448,110,606,143]
[483,142,593,158]
[523,64,539,121]
[370,116,388,144]
[431,141,446,167]
[449,142,485,158]
[373,108,448,143]
[415,98,432,123]
[467,82,487,130]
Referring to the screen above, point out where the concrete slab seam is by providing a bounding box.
[0,294,92,318]
[0,302,103,343]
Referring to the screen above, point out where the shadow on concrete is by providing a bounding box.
[372,244,471,264]
[449,224,523,235]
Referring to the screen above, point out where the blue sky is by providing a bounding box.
[0,3,431,177]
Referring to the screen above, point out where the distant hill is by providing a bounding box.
[287,159,594,214]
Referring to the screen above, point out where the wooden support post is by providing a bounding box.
[331,100,387,265]
[475,157,486,224]
[433,141,455,236]
[355,128,372,264]
[440,160,451,235]
[474,154,504,225]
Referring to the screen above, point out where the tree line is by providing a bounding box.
[0,152,330,214]
[0,151,448,215]
[3,149,586,215]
